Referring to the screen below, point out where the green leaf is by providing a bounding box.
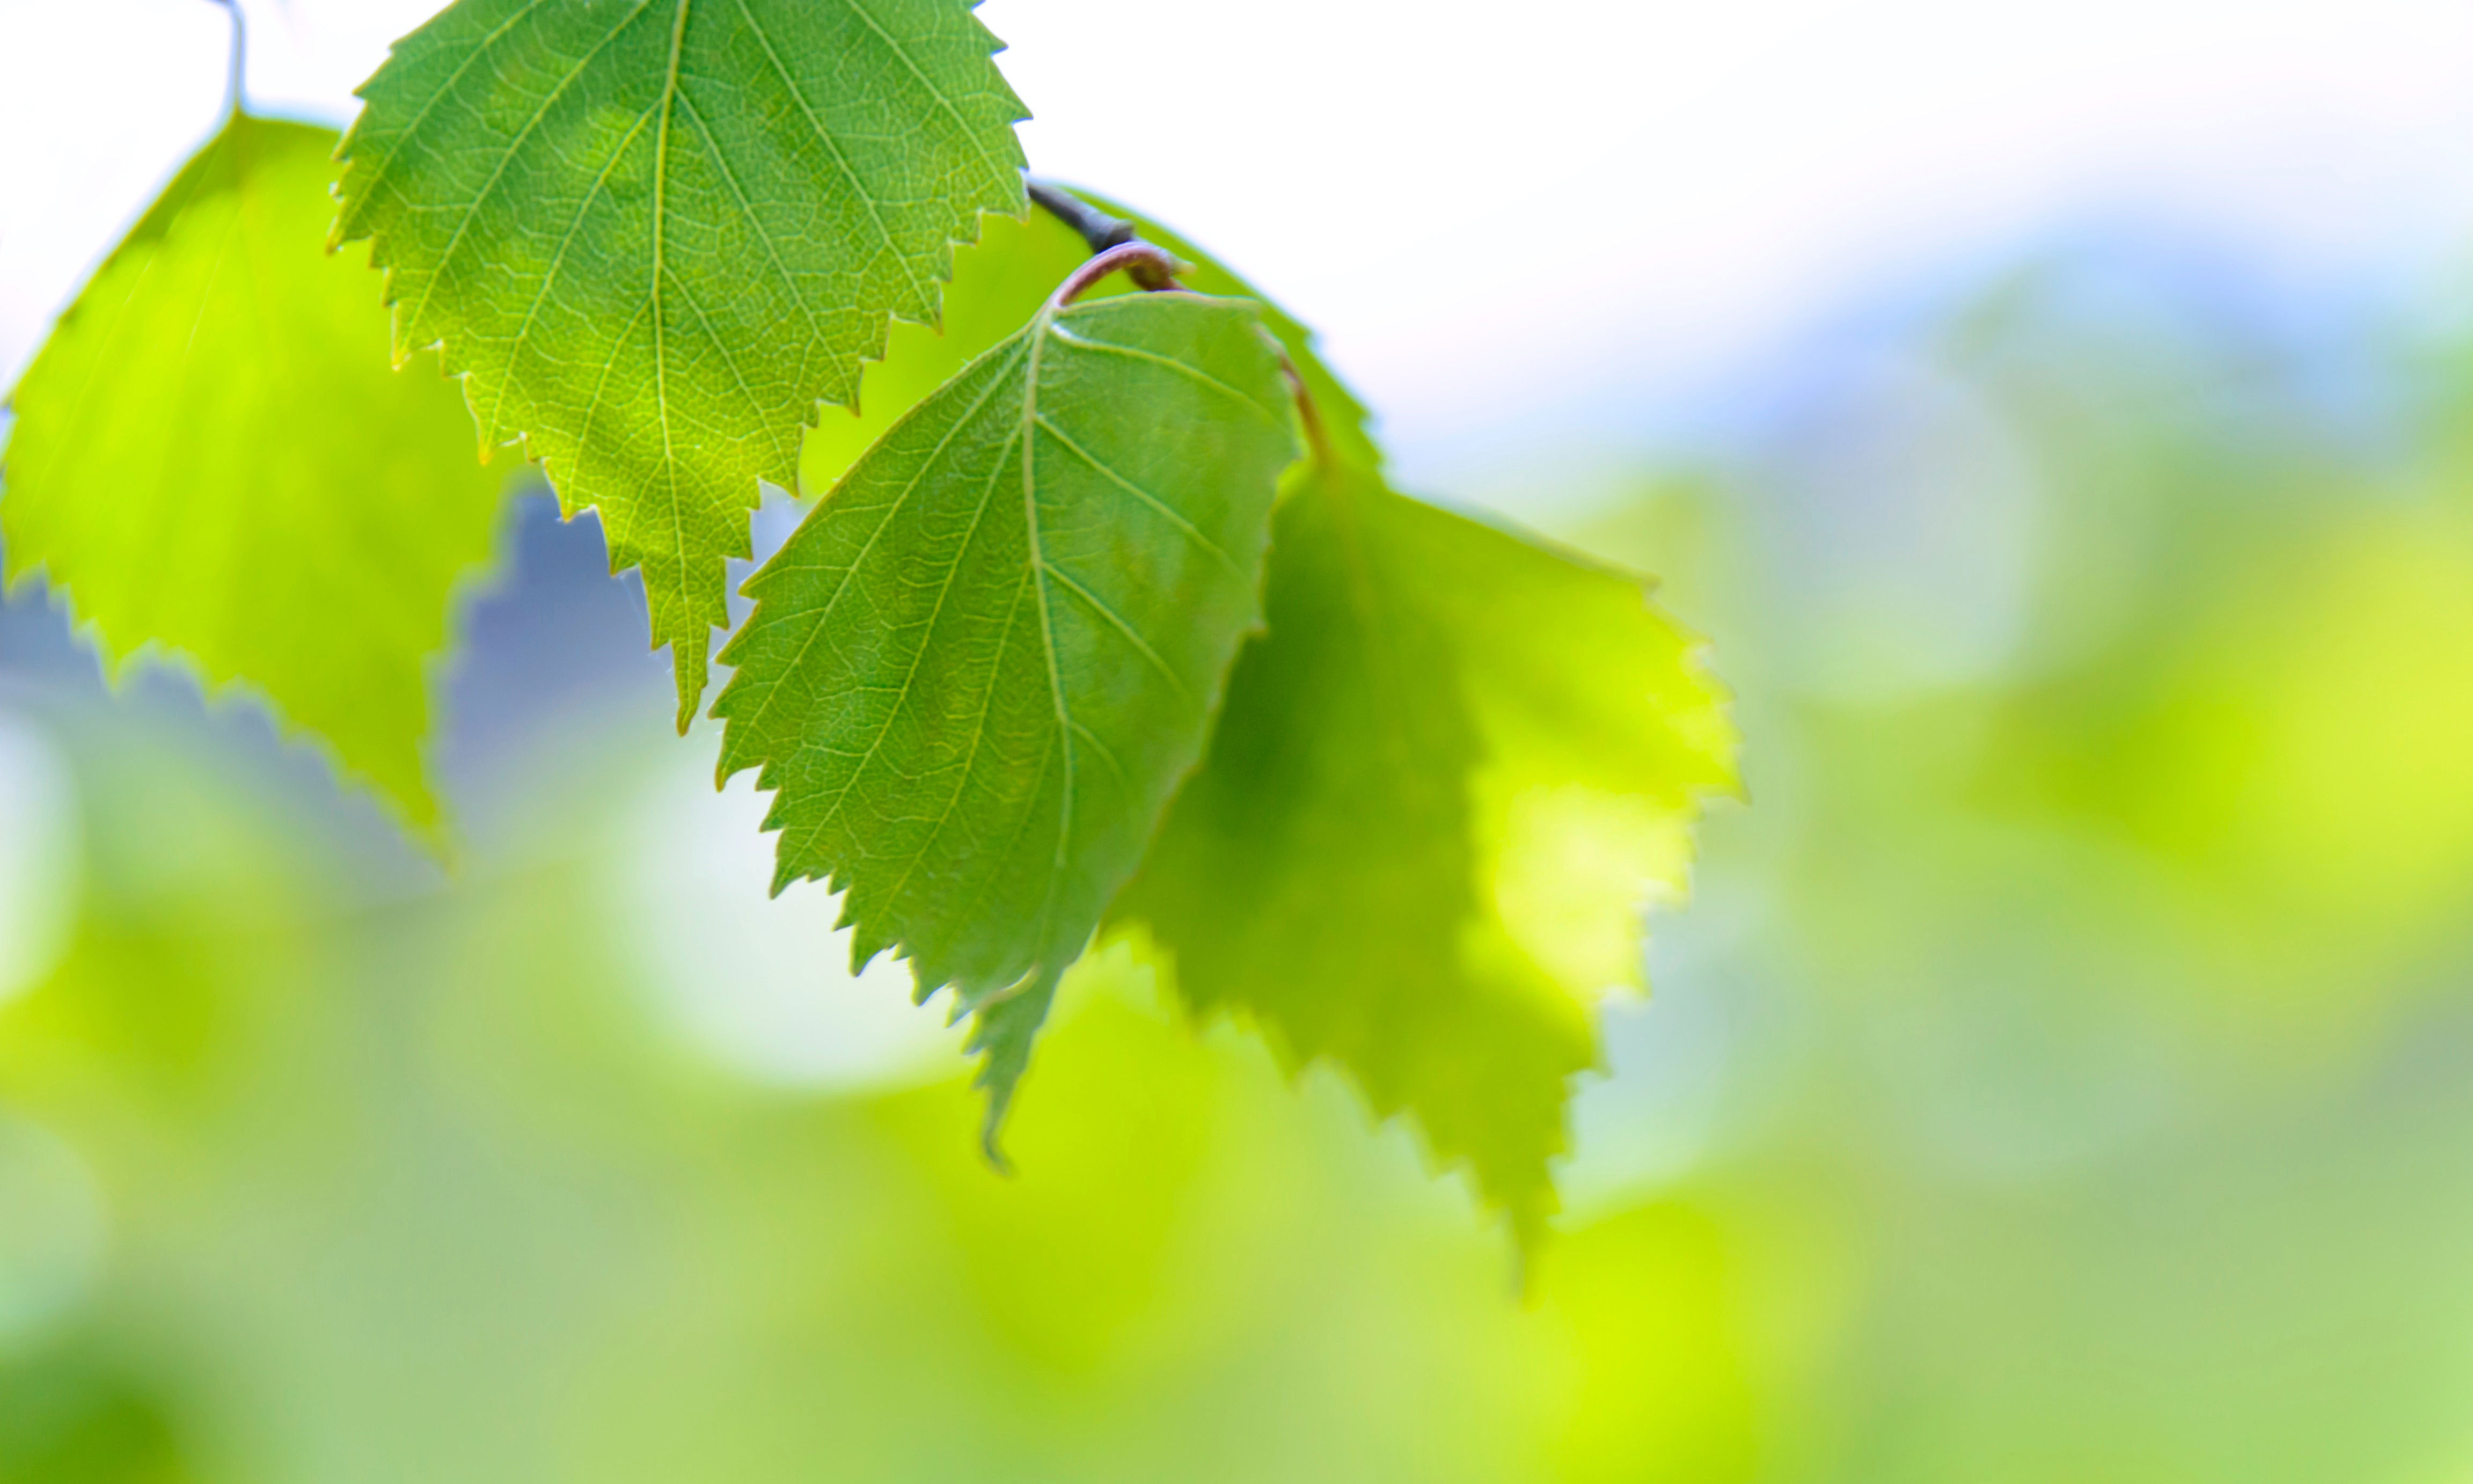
[1,115,508,841]
[800,191,1377,496]
[713,290,1297,1146]
[334,0,1029,726]
[1114,460,1739,1251]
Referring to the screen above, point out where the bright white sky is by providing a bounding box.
[5,0,2473,499]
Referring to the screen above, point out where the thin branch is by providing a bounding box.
[1027,179,1179,290]
[1026,181,1133,254]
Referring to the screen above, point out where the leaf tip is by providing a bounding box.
[978,1109,1016,1176]
[670,646,705,736]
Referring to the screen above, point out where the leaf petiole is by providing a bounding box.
[1045,241,1186,311]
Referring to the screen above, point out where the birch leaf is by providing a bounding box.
[713,290,1295,1146]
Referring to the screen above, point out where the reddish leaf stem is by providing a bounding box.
[1046,242,1184,311]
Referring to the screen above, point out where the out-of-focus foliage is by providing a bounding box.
[714,291,1296,1145]
[0,1347,191,1484]
[1118,460,1735,1251]
[1564,243,2473,1480]
[335,0,1029,722]
[0,689,1762,1484]
[0,115,507,840]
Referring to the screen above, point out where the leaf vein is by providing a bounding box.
[1038,559,1191,703]
[730,0,931,317]
[726,337,1030,739]
[485,94,664,442]
[400,0,659,340]
[674,87,833,377]
[834,0,1016,194]
[1048,320,1289,427]
[1033,412,1240,577]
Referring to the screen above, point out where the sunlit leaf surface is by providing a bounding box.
[335,0,1028,723]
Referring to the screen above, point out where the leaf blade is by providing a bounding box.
[335,0,1030,724]
[714,291,1297,1139]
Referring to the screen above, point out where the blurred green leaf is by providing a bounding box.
[713,291,1296,1146]
[1545,1202,1758,1483]
[334,0,1029,724]
[0,1347,192,1484]
[0,115,506,840]
[1116,460,1737,1249]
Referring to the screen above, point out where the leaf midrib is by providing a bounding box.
[653,0,691,641]
[1045,319,1289,430]
[1021,303,1075,898]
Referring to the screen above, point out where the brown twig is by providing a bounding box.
[1027,180,1180,290]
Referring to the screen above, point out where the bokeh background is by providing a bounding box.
[9,1,2473,1479]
